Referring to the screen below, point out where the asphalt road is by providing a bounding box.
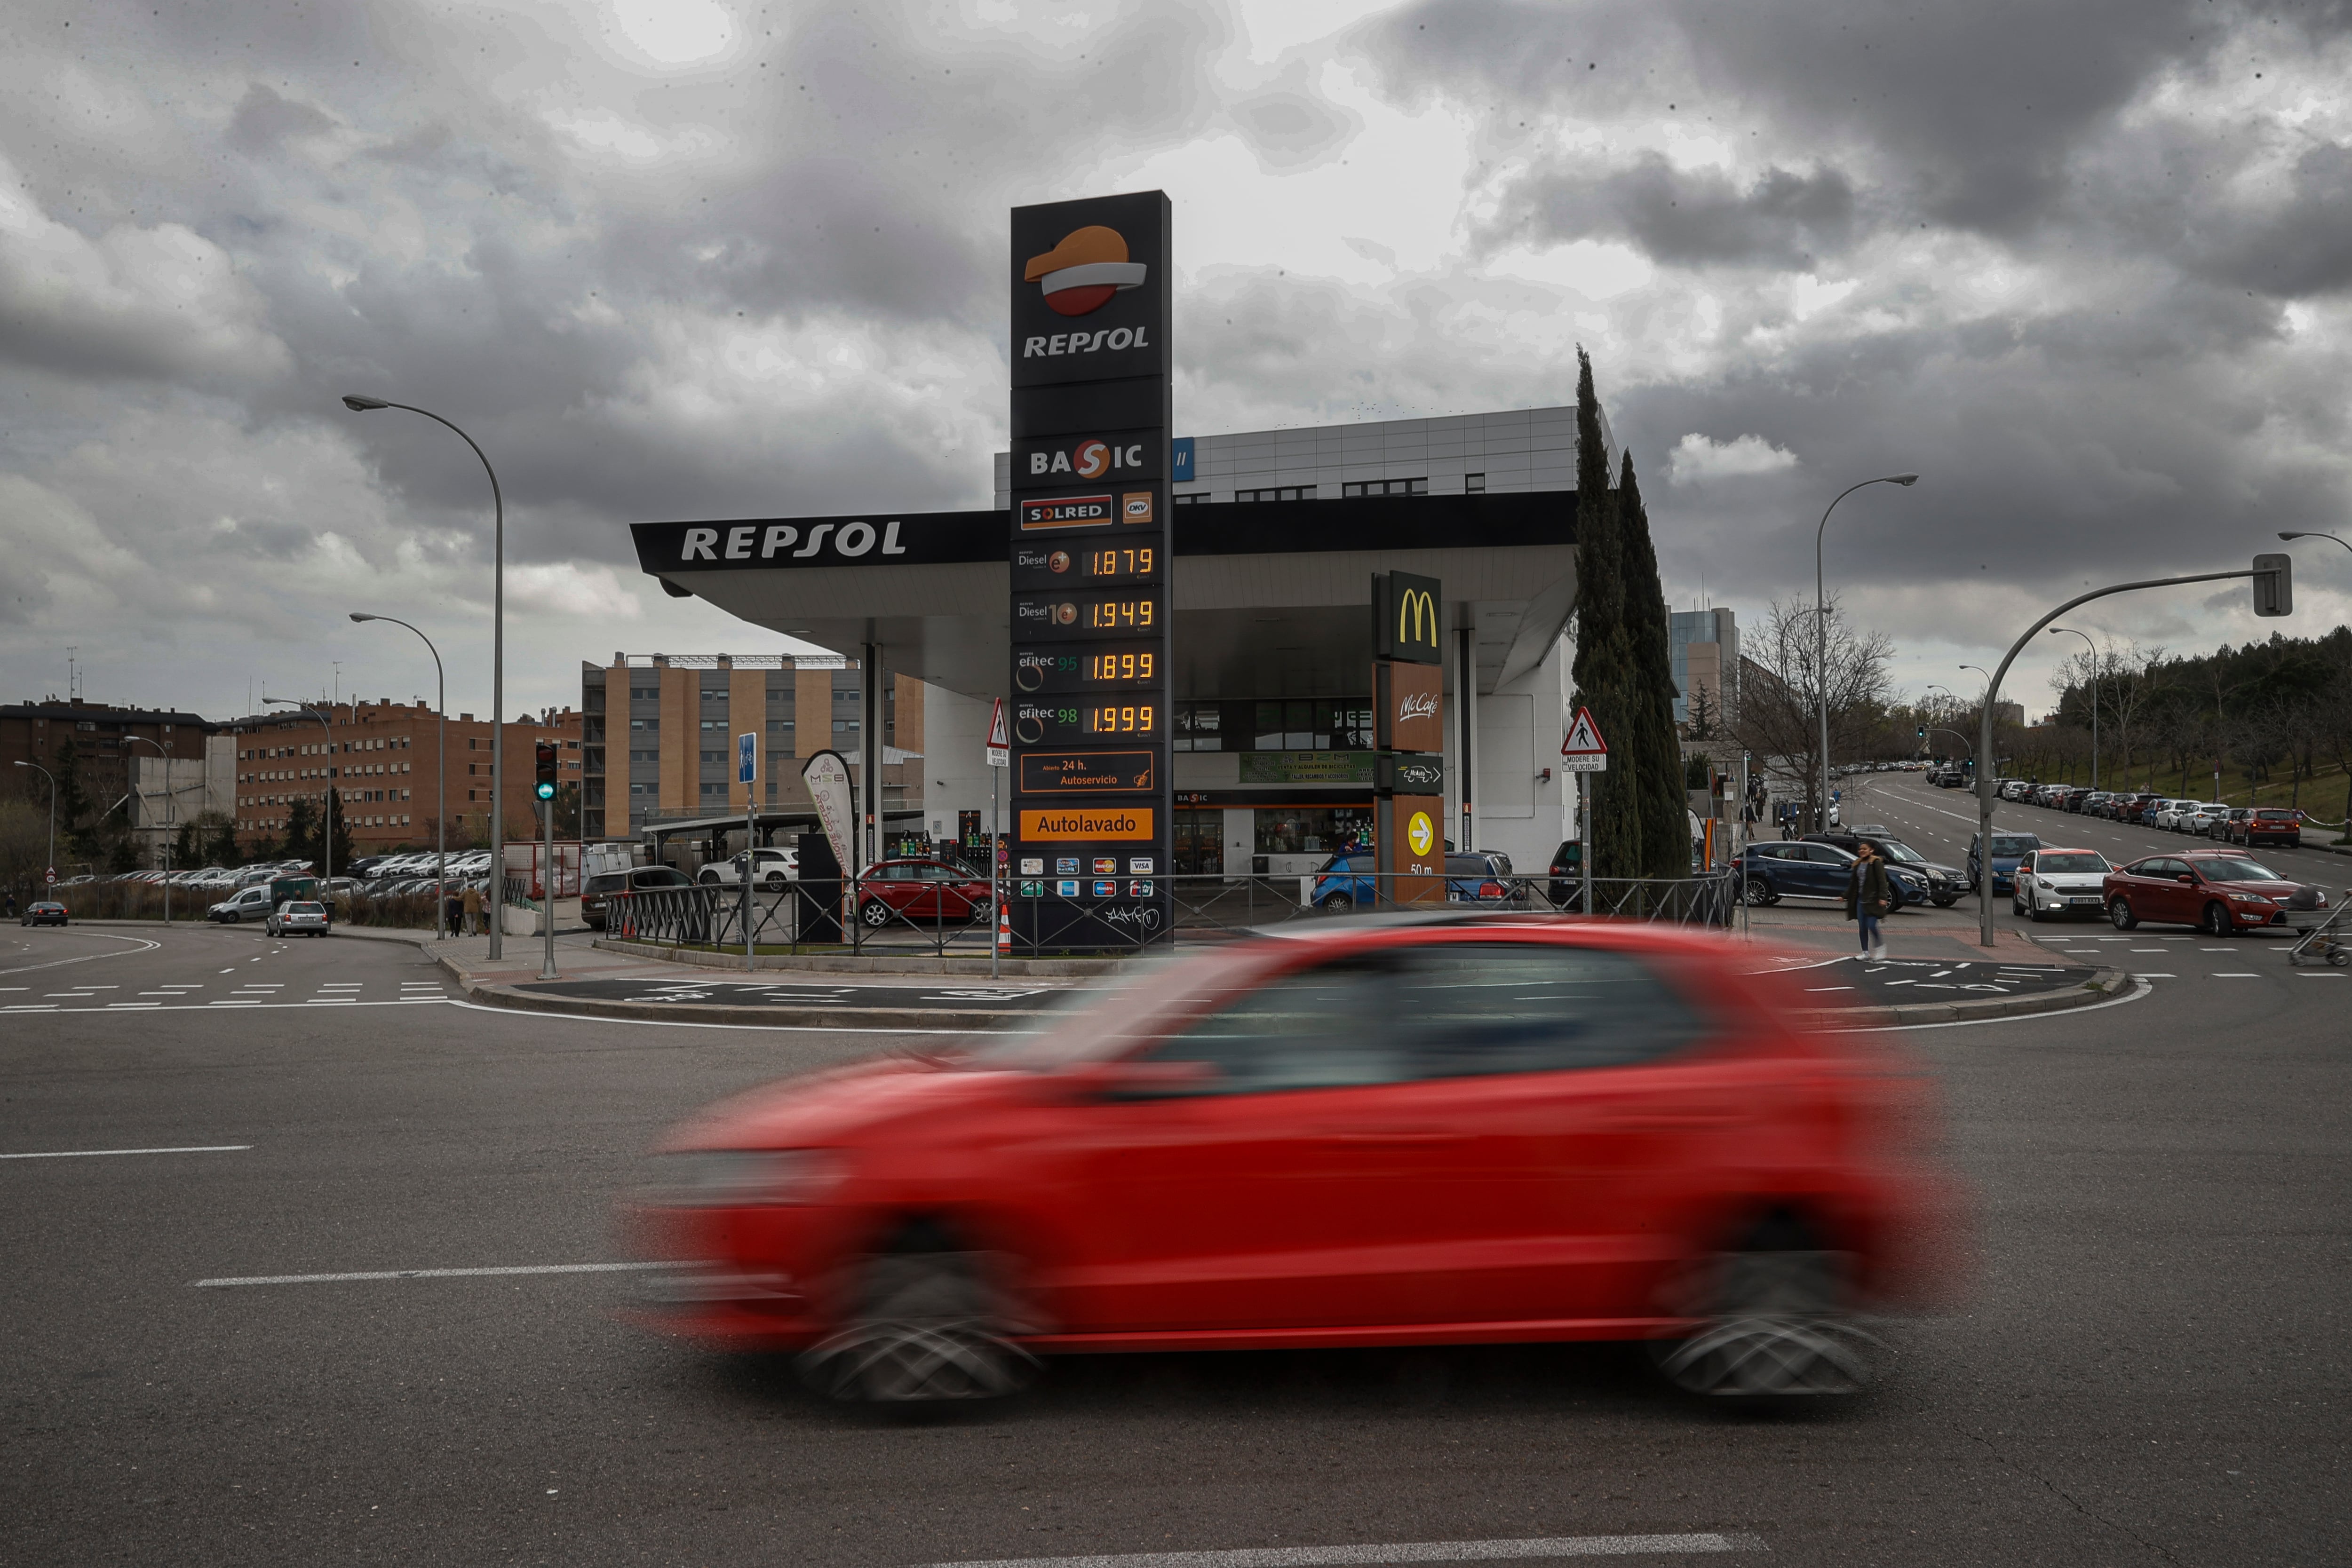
[3,911,2344,1567]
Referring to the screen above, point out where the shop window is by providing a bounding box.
[1254,807,1374,857]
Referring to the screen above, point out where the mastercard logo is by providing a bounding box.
[1024,226,1147,318]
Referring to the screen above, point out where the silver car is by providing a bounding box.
[264,900,331,937]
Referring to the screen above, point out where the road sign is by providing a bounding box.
[737,731,756,784]
[45,867,56,885]
[986,697,1010,768]
[1561,706,1608,770]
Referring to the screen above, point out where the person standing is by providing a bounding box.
[442,887,462,938]
[461,880,484,937]
[1845,841,1891,961]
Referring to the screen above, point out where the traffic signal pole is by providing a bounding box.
[534,739,559,979]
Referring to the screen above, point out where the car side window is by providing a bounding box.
[1136,955,1406,1095]
[1390,944,1706,1079]
[1802,845,1851,865]
[1750,845,1790,862]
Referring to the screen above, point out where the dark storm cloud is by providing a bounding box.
[1492,154,1855,268]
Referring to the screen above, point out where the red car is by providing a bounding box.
[853,857,994,929]
[2228,808,2302,848]
[2103,850,2326,935]
[621,917,1961,1404]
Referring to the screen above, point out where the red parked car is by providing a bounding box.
[2227,808,2302,848]
[2103,850,2327,935]
[621,917,1962,1404]
[853,857,994,929]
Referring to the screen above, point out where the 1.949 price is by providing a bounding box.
[1088,598,1155,630]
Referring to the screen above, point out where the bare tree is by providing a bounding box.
[1730,596,1894,827]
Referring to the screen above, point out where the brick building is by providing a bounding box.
[2,697,217,817]
[579,654,923,842]
[226,700,583,852]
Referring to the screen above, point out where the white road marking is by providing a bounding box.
[0,934,162,978]
[920,1536,1769,1568]
[191,1261,665,1288]
[2211,973,2261,978]
[2132,973,2176,978]
[2,1144,250,1160]
[106,1002,161,1009]
[2299,973,2345,978]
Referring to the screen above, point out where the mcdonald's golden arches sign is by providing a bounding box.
[1373,570,1443,664]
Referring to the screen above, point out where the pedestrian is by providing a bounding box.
[461,880,483,937]
[1845,841,1891,962]
[3,890,14,919]
[442,887,461,938]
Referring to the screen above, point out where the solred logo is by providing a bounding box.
[1024,225,1147,317]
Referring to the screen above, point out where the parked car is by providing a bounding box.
[264,900,332,937]
[699,847,800,890]
[1966,832,2042,895]
[21,900,67,927]
[2010,848,2114,921]
[2229,807,2303,847]
[583,865,696,929]
[1545,839,1583,908]
[2183,803,2233,838]
[2104,851,2331,936]
[1804,833,1960,907]
[618,917,1963,1403]
[854,857,996,929]
[2116,793,2161,824]
[1734,840,1862,906]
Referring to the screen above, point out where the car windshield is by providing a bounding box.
[2193,857,2287,883]
[285,903,325,914]
[2034,853,2109,875]
[1991,836,2036,855]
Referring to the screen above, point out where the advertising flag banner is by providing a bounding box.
[800,750,858,877]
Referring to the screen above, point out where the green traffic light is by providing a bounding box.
[534,782,555,801]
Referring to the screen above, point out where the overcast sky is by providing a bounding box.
[4,0,2349,727]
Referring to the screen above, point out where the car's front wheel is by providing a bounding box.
[1743,875,1777,907]
[2201,901,2235,938]
[858,899,895,930]
[800,1234,1035,1405]
[698,870,721,886]
[2109,896,2138,930]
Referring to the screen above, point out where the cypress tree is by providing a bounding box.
[1567,349,1644,879]
[1614,450,1694,879]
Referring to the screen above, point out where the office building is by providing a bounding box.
[1669,609,1739,732]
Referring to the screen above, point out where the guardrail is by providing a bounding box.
[604,868,1738,960]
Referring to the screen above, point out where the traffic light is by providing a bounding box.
[1916,726,1926,738]
[533,740,557,801]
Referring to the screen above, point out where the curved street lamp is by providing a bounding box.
[123,735,175,925]
[265,699,338,901]
[15,760,56,897]
[350,613,448,934]
[2050,626,2099,789]
[341,395,508,957]
[1815,475,1919,830]
[2278,530,2352,556]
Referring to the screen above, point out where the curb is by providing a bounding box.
[457,980,1046,1031]
[588,937,1124,979]
[1796,966,2132,1030]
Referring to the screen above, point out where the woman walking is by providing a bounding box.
[1845,841,1891,961]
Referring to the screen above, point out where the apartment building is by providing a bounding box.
[226,700,583,852]
[2,697,217,811]
[578,654,923,842]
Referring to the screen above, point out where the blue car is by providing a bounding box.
[1310,851,1521,911]
[1968,832,2042,895]
[1735,841,1932,910]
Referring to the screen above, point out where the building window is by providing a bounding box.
[833,719,860,734]
[1173,492,1208,506]
[1254,806,1374,856]
[630,686,659,700]
[1465,472,1486,492]
[699,719,727,731]
[699,783,725,798]
[629,718,658,732]
[1342,477,1427,497]
[630,782,653,795]
[1235,485,1312,503]
[629,750,659,763]
[768,720,794,736]
[699,750,725,764]
[1173,702,1224,752]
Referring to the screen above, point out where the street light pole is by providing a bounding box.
[15,760,56,898]
[125,736,174,925]
[340,395,507,958]
[1975,563,2282,949]
[2278,530,2352,557]
[265,699,337,911]
[1815,475,1918,831]
[2050,626,2098,789]
[350,614,446,934]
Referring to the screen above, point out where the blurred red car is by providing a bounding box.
[621,916,1961,1403]
[853,857,993,930]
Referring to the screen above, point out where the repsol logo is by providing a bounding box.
[1021,325,1151,359]
[680,521,907,562]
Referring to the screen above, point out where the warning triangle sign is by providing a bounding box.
[986,697,1010,752]
[1562,706,1607,756]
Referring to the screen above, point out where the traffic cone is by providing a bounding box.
[997,899,1011,957]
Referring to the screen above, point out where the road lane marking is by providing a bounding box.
[919,1536,1770,1568]
[0,934,162,978]
[106,1002,161,1009]
[2,1144,250,1160]
[2211,973,2260,978]
[191,1261,664,1288]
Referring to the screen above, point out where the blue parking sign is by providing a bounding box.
[737,732,756,784]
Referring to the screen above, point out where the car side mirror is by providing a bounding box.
[2176,873,2194,884]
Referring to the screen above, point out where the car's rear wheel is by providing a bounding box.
[2108,897,2137,930]
[762,873,787,890]
[1321,892,1355,913]
[800,1230,1035,1405]
[2201,901,2234,938]
[1654,1214,1882,1399]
